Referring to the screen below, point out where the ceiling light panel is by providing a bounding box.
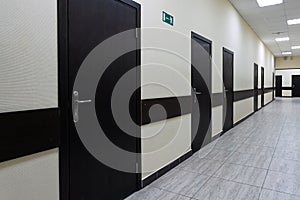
[282,52,292,55]
[287,18,300,25]
[257,0,283,7]
[275,37,290,42]
[292,46,300,50]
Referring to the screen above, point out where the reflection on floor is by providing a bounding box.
[126,98,300,200]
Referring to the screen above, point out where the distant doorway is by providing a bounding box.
[222,48,234,133]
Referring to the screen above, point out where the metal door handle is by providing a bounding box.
[193,88,202,103]
[225,90,229,92]
[75,100,92,104]
[293,85,295,88]
[193,88,202,95]
[73,91,92,123]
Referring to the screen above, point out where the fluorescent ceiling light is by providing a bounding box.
[292,46,300,50]
[282,52,292,55]
[287,18,300,25]
[257,0,283,7]
[275,37,290,42]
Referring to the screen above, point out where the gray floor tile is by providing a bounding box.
[244,135,279,148]
[226,152,272,169]
[151,169,209,197]
[264,171,300,196]
[180,157,222,176]
[203,148,233,163]
[259,189,300,200]
[236,143,275,156]
[213,138,242,152]
[193,177,260,200]
[274,150,300,162]
[126,186,191,200]
[213,163,267,187]
[269,158,300,176]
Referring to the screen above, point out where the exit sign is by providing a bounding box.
[162,11,174,26]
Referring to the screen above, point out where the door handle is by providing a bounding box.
[73,91,92,123]
[193,88,202,95]
[193,88,202,103]
[293,85,295,88]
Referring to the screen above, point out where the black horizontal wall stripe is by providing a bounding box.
[141,87,275,126]
[141,96,191,126]
[234,89,254,102]
[0,108,60,162]
[282,87,293,90]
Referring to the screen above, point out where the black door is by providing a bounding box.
[191,32,212,152]
[222,48,234,133]
[272,72,275,100]
[254,63,258,112]
[292,75,300,97]
[67,0,141,199]
[276,76,282,97]
[261,67,264,107]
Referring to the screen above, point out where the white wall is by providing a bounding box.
[135,0,274,179]
[0,0,58,113]
[276,56,300,69]
[276,69,300,97]
[0,0,59,198]
[0,149,59,200]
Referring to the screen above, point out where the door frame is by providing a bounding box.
[275,75,282,97]
[254,63,258,112]
[292,75,300,97]
[261,67,264,107]
[191,31,212,152]
[58,0,142,199]
[222,47,234,134]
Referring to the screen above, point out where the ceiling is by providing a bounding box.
[229,0,300,57]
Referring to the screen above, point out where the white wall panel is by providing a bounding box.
[234,98,253,124]
[0,149,59,200]
[0,0,58,113]
[141,115,191,179]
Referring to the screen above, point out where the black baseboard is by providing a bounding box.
[142,150,193,188]
[211,131,222,141]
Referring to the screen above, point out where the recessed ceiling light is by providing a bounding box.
[292,46,300,50]
[256,0,283,7]
[287,18,300,25]
[282,52,292,55]
[275,37,290,42]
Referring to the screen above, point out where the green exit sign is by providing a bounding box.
[162,11,174,26]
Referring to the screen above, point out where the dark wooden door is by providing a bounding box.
[261,67,265,107]
[223,48,234,133]
[276,76,282,97]
[67,0,141,199]
[292,75,300,97]
[254,64,258,112]
[191,32,212,152]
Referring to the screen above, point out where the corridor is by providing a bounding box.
[127,98,300,200]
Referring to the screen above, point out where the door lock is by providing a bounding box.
[73,91,92,123]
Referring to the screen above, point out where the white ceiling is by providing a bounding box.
[229,0,300,57]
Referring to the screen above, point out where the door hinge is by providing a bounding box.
[136,162,139,173]
[135,28,139,39]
